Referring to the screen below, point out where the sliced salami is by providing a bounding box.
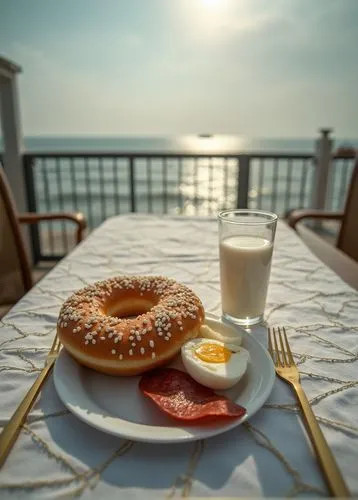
[139,368,246,423]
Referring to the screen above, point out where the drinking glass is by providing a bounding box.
[218,209,278,327]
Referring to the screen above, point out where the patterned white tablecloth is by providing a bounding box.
[1,214,357,499]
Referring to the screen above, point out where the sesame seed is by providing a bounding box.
[92,339,96,344]
[129,349,133,356]
[131,342,136,347]
[111,349,116,354]
[149,340,154,348]
[114,337,119,343]
[85,340,89,345]
[152,352,156,359]
[140,347,145,355]
[119,354,123,360]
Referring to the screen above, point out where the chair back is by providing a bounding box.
[0,167,32,306]
[337,158,358,262]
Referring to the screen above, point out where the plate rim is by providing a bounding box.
[53,314,275,443]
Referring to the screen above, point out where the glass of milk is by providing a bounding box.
[218,209,278,327]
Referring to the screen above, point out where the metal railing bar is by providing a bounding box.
[258,158,264,209]
[299,159,308,208]
[42,158,55,254]
[99,157,106,220]
[70,157,78,211]
[55,157,69,253]
[194,158,199,215]
[224,159,228,208]
[271,158,279,213]
[129,157,136,212]
[24,151,314,160]
[178,158,183,213]
[147,159,153,213]
[84,157,94,228]
[209,157,213,214]
[113,158,120,214]
[23,156,41,263]
[163,158,168,213]
[285,158,293,212]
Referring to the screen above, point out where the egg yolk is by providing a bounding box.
[194,343,231,363]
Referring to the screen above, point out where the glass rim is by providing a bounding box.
[217,209,278,225]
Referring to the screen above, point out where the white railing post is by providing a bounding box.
[0,75,27,212]
[0,57,32,260]
[312,128,333,212]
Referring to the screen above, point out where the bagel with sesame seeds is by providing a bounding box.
[57,275,205,376]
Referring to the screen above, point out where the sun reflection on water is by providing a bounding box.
[177,135,250,153]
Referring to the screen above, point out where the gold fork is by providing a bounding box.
[0,333,61,468]
[268,326,350,497]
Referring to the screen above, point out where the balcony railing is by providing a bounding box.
[21,151,354,261]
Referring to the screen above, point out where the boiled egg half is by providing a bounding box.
[181,338,250,390]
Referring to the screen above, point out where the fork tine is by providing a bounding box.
[278,327,288,366]
[49,334,59,354]
[268,328,274,361]
[272,327,283,367]
[282,327,294,365]
[54,336,61,353]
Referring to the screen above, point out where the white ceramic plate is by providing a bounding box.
[53,314,275,443]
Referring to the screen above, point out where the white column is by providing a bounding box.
[0,74,27,212]
[0,73,32,260]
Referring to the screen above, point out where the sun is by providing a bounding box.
[201,0,224,8]
[181,0,232,42]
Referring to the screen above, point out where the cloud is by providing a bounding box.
[7,42,137,134]
[121,33,143,48]
[220,11,281,37]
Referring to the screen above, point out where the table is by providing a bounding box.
[1,214,357,499]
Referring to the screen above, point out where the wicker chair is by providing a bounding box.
[0,167,86,318]
[288,157,358,290]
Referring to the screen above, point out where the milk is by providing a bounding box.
[219,235,273,321]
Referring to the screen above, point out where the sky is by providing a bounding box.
[1,0,358,137]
